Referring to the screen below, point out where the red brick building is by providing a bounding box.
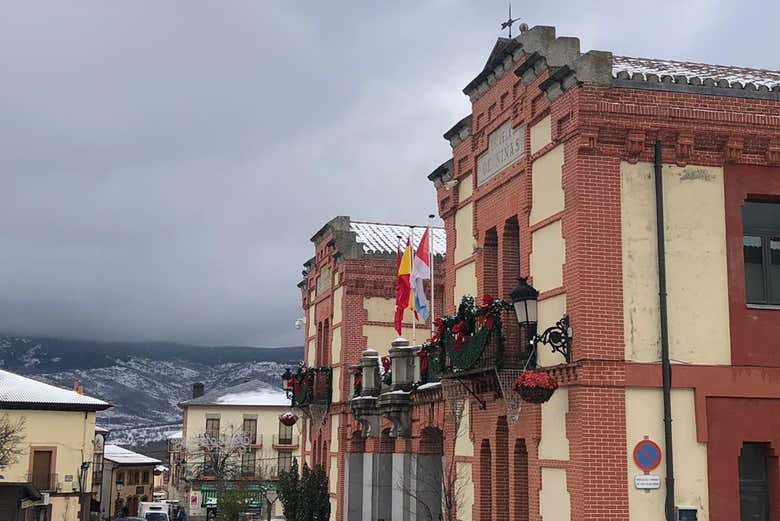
[297,25,780,521]
[296,216,445,521]
[426,25,780,521]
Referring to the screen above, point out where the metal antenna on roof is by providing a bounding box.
[500,3,520,38]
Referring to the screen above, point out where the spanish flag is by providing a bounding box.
[394,239,412,335]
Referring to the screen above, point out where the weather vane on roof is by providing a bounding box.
[500,3,526,38]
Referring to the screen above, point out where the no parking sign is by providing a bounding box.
[633,439,662,472]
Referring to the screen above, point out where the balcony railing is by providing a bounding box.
[243,433,263,447]
[272,434,299,447]
[29,473,57,491]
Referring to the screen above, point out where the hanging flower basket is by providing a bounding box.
[279,412,298,426]
[513,370,558,404]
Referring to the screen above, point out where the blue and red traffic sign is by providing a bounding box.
[633,439,662,472]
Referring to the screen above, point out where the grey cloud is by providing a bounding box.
[1,0,777,346]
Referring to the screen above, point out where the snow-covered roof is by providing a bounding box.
[155,464,169,472]
[104,444,160,465]
[0,369,110,411]
[167,430,182,440]
[613,55,780,91]
[349,221,446,256]
[179,380,290,408]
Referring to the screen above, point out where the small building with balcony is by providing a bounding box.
[173,381,301,520]
[100,445,160,518]
[0,368,111,521]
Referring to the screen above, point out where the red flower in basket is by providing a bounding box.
[481,294,494,307]
[381,356,392,373]
[513,370,558,404]
[416,349,429,373]
[279,412,298,427]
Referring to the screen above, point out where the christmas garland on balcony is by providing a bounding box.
[421,294,514,371]
[288,365,332,407]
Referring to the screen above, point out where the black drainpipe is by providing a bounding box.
[654,139,675,520]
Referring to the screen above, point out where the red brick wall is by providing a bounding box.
[724,164,780,366]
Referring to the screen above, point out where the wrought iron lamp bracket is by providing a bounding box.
[529,315,572,364]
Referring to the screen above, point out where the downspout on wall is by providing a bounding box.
[654,140,676,520]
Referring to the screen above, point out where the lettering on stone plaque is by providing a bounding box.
[477,120,524,185]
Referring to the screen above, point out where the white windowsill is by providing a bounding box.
[746,304,780,310]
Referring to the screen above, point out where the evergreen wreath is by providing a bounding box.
[421,294,513,371]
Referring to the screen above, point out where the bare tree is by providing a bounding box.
[0,414,25,475]
[183,425,284,520]
[184,425,252,486]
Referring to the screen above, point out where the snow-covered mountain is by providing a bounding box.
[0,336,302,456]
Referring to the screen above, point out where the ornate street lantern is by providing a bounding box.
[510,277,572,363]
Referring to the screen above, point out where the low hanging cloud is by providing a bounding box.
[1,0,777,347]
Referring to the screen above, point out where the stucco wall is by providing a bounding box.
[530,220,564,292]
[361,325,410,355]
[0,409,96,521]
[530,114,552,155]
[625,388,709,520]
[330,415,340,451]
[1,409,96,489]
[332,368,342,403]
[539,467,571,521]
[307,338,316,366]
[454,262,477,307]
[455,400,474,457]
[536,293,566,367]
[621,161,730,364]
[329,455,338,494]
[333,286,343,324]
[457,462,474,521]
[454,203,475,263]
[539,388,569,460]
[459,173,474,201]
[364,297,395,323]
[530,144,564,225]
[308,301,316,337]
[331,326,342,364]
[183,404,301,472]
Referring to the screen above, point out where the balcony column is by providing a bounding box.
[350,350,381,437]
[379,339,415,438]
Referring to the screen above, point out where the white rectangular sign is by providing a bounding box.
[476,120,524,185]
[634,475,661,490]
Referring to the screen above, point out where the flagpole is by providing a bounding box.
[428,214,435,338]
[410,226,416,345]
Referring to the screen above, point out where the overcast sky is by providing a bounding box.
[1,1,777,348]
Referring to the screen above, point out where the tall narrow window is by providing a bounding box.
[205,418,220,440]
[242,451,257,477]
[278,451,292,475]
[242,418,257,445]
[278,421,293,445]
[742,201,780,304]
[739,442,769,521]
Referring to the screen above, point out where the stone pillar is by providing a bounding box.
[362,453,373,521]
[374,453,394,521]
[346,453,364,521]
